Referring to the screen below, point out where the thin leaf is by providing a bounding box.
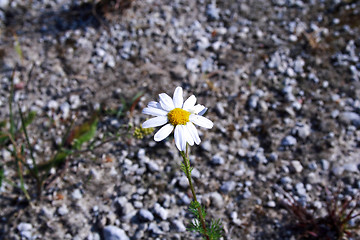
[24,111,36,128]
[0,165,4,188]
[37,150,71,173]
[66,114,98,150]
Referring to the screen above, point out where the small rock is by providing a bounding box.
[170,65,187,79]
[267,201,276,208]
[47,100,59,110]
[148,222,164,235]
[292,123,311,139]
[343,163,358,173]
[146,161,160,173]
[185,58,199,72]
[210,192,224,208]
[215,102,226,117]
[281,135,297,146]
[331,165,344,176]
[60,101,70,119]
[280,176,292,185]
[321,159,330,170]
[220,181,236,193]
[206,4,220,20]
[138,209,154,222]
[103,225,129,240]
[57,204,69,216]
[247,95,258,109]
[201,140,212,152]
[290,160,303,173]
[178,176,189,189]
[191,168,201,178]
[308,161,318,171]
[71,189,82,200]
[269,152,278,161]
[172,220,186,232]
[153,203,168,220]
[69,95,81,109]
[17,222,33,239]
[295,182,306,196]
[116,197,134,216]
[17,222,32,232]
[339,112,360,128]
[211,155,225,165]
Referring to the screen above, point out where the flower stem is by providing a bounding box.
[181,147,209,240]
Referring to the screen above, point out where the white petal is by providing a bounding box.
[182,125,194,146]
[173,87,183,108]
[159,93,175,111]
[142,116,168,128]
[183,95,196,110]
[154,123,174,141]
[189,115,213,129]
[190,104,207,115]
[174,125,186,151]
[198,107,208,116]
[186,122,201,145]
[142,107,168,116]
[148,101,162,109]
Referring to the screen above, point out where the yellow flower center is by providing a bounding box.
[167,108,190,126]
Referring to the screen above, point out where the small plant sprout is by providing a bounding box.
[142,86,223,239]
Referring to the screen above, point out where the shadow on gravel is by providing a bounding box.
[3,0,133,38]
[3,3,101,37]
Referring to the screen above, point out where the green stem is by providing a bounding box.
[18,104,39,178]
[15,154,31,201]
[181,146,209,240]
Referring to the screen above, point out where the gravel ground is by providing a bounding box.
[0,0,359,239]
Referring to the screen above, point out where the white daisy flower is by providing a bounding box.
[142,86,213,151]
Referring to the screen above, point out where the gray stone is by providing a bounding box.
[292,123,311,139]
[138,209,154,222]
[148,222,164,235]
[267,201,276,208]
[103,225,129,240]
[215,102,226,117]
[308,161,318,171]
[343,163,358,173]
[57,204,69,216]
[170,65,187,79]
[178,176,189,189]
[201,140,212,152]
[211,154,225,165]
[210,192,224,208]
[172,219,186,232]
[321,159,330,171]
[146,161,160,173]
[116,197,135,216]
[290,160,303,173]
[71,189,82,200]
[269,152,278,161]
[206,4,220,20]
[220,181,236,193]
[295,182,306,196]
[331,166,344,176]
[248,95,258,109]
[185,58,199,72]
[153,203,168,220]
[339,112,360,127]
[281,135,297,146]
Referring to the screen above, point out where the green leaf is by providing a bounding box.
[23,111,36,128]
[0,165,4,188]
[14,35,23,62]
[0,132,9,146]
[66,115,98,150]
[37,150,71,173]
